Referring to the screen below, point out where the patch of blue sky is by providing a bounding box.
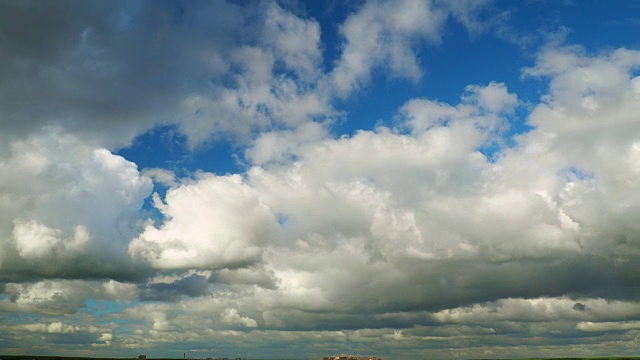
[561,166,596,182]
[117,123,245,221]
[83,298,132,317]
[115,0,640,181]
[552,1,640,52]
[330,8,526,132]
[275,212,288,226]
[117,124,243,177]
[82,299,146,328]
[330,15,538,165]
[302,1,362,73]
[1,310,45,325]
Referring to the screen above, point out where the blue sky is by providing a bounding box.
[2,1,640,359]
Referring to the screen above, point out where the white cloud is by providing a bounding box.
[174,2,333,149]
[96,332,113,342]
[124,47,640,330]
[6,321,114,348]
[19,322,79,334]
[261,3,323,83]
[142,168,178,188]
[432,297,640,324]
[399,81,516,136]
[12,220,89,260]
[330,0,447,97]
[93,332,113,347]
[577,321,640,332]
[220,308,258,328]
[462,81,519,113]
[0,129,152,279]
[517,46,640,256]
[129,174,279,270]
[524,47,640,131]
[246,121,330,165]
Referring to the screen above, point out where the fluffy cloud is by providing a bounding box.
[399,80,517,136]
[0,130,152,281]
[432,297,640,324]
[3,0,640,358]
[175,2,333,148]
[129,174,279,271]
[19,322,80,334]
[518,46,640,257]
[12,220,89,260]
[577,321,640,332]
[330,0,447,97]
[4,321,114,349]
[0,279,136,315]
[123,46,640,342]
[220,308,258,328]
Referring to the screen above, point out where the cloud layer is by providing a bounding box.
[2,1,640,359]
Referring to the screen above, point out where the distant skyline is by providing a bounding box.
[1,1,640,359]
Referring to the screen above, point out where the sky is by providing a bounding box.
[1,0,640,359]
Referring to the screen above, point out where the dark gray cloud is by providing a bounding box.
[0,0,334,153]
[573,302,587,311]
[0,254,154,283]
[139,273,210,302]
[211,267,279,289]
[0,0,251,148]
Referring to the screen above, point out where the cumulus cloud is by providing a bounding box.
[5,321,114,348]
[330,0,447,97]
[3,0,640,358]
[93,332,113,347]
[142,168,178,188]
[518,46,640,258]
[129,174,279,271]
[18,322,81,334]
[12,220,89,260]
[175,1,333,149]
[577,321,640,332]
[432,297,640,325]
[0,279,135,315]
[220,308,258,328]
[0,130,152,281]
[399,80,517,136]
[123,46,640,338]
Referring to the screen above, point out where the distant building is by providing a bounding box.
[322,355,381,360]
